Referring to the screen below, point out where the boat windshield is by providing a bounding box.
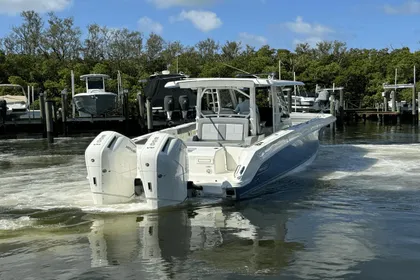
[0,86,24,96]
[302,92,317,98]
[200,88,250,116]
[87,79,104,90]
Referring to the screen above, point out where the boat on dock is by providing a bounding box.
[140,70,196,126]
[73,74,118,117]
[0,84,41,120]
[84,76,336,209]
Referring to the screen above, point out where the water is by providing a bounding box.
[1,122,420,279]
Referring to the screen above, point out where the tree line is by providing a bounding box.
[0,11,419,109]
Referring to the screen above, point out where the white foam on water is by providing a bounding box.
[308,143,420,191]
[0,216,34,231]
[1,139,419,215]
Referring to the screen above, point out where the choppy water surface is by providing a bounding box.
[1,122,420,280]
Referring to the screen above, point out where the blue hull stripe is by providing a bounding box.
[233,131,320,200]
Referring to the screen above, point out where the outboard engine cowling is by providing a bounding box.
[138,132,189,209]
[179,95,189,120]
[85,131,138,205]
[163,95,174,121]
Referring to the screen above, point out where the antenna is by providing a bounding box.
[221,63,250,74]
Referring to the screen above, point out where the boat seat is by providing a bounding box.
[196,117,249,141]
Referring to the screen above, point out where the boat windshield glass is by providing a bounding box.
[302,92,317,98]
[201,88,250,116]
[87,79,104,90]
[0,86,24,96]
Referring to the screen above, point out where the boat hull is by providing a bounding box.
[73,93,117,116]
[228,129,320,200]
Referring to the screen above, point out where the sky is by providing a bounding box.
[0,0,419,51]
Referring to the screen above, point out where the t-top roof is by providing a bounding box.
[0,84,25,89]
[80,74,110,81]
[164,78,304,89]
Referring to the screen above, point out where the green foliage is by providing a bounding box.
[0,10,419,109]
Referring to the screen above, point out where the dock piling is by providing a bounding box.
[138,92,145,119]
[418,92,420,122]
[39,93,46,138]
[287,90,292,113]
[338,88,344,125]
[137,92,145,130]
[61,89,68,136]
[146,98,153,133]
[330,93,336,133]
[45,100,54,143]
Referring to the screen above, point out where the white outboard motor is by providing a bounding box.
[85,131,138,205]
[138,132,189,209]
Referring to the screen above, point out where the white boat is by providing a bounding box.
[0,84,41,120]
[290,91,319,112]
[84,77,336,209]
[0,84,29,116]
[73,74,118,117]
[288,87,332,113]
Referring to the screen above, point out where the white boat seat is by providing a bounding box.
[196,117,249,141]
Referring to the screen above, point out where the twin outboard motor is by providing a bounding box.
[0,100,6,121]
[85,131,138,205]
[179,95,189,120]
[163,95,174,122]
[164,95,190,123]
[85,130,189,210]
[138,132,189,209]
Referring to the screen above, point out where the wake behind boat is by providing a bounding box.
[84,76,336,209]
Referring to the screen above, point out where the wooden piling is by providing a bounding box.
[45,100,54,143]
[123,90,130,134]
[138,92,145,119]
[146,98,153,133]
[330,94,336,133]
[418,92,420,122]
[338,89,344,125]
[383,96,388,112]
[61,91,68,136]
[391,90,397,112]
[39,93,47,138]
[287,90,292,113]
[52,103,57,123]
[413,66,416,122]
[123,90,129,121]
[137,92,145,129]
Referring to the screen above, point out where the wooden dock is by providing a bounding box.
[342,107,418,124]
[344,109,400,116]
